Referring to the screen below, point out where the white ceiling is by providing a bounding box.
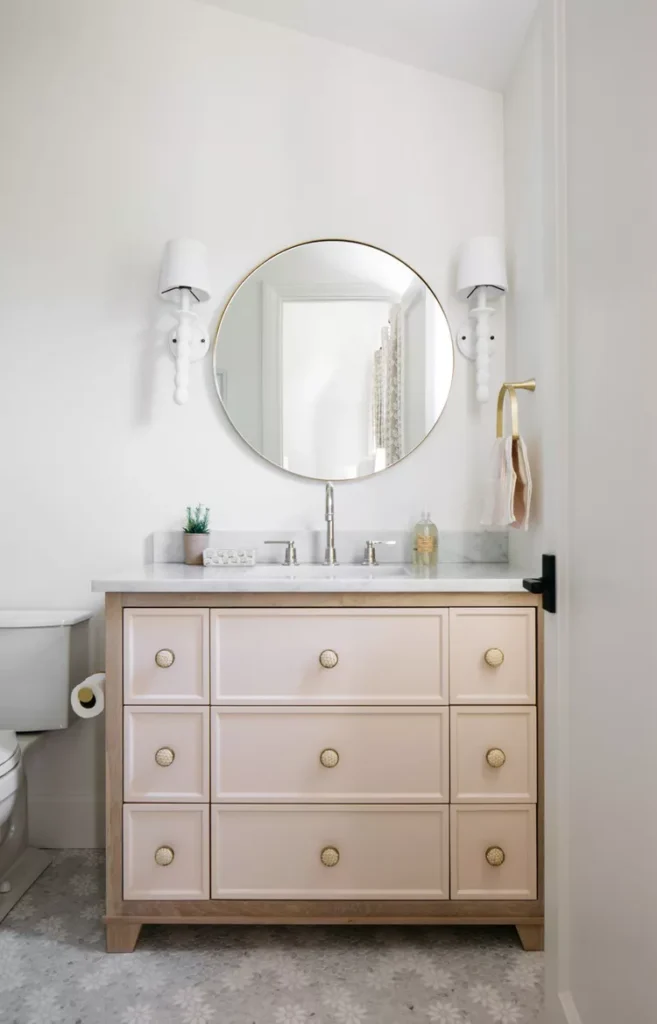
[199,0,538,91]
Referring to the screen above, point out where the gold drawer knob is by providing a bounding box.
[319,748,339,768]
[155,649,175,669]
[486,748,506,769]
[319,649,338,669]
[320,846,340,868]
[484,647,504,668]
[155,747,175,768]
[485,846,505,867]
[154,846,174,867]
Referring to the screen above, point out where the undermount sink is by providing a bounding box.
[209,564,412,580]
[284,564,412,580]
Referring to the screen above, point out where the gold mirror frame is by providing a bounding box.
[212,238,455,483]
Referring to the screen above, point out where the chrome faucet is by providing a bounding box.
[324,482,338,565]
[264,539,298,566]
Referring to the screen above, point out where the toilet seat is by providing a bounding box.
[0,732,20,781]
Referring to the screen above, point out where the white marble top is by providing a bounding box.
[91,563,531,594]
[0,610,93,628]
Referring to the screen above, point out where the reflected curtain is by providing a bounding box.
[380,304,403,464]
[373,343,384,450]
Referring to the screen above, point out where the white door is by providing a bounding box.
[541,2,657,1022]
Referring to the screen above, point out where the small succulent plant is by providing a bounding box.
[183,504,210,534]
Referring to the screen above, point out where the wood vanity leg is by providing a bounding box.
[516,923,544,951]
[106,921,142,953]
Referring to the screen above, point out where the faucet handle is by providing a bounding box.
[362,540,396,566]
[264,540,298,566]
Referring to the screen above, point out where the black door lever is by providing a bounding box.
[523,553,556,613]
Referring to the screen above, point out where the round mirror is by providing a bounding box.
[213,240,454,481]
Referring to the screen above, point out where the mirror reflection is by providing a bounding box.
[213,240,454,481]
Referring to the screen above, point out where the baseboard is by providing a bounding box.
[541,992,584,1024]
[559,993,583,1024]
[538,989,584,1024]
[28,796,104,849]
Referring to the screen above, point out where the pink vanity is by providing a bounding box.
[95,568,543,953]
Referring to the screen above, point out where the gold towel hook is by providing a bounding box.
[496,379,536,440]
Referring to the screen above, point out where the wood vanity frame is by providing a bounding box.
[104,591,543,953]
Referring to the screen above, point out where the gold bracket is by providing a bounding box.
[496,379,536,439]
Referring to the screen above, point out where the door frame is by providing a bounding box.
[260,282,398,465]
[541,0,575,1021]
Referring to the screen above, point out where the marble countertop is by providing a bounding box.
[91,563,532,594]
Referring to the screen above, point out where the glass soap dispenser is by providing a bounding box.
[412,510,438,569]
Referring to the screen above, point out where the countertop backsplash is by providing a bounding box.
[151,530,508,566]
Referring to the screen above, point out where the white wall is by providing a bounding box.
[0,0,504,844]
[504,14,544,572]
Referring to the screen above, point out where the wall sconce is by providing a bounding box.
[158,238,212,405]
[455,236,508,403]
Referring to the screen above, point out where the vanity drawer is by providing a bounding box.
[211,804,449,899]
[123,804,209,900]
[210,608,448,704]
[124,707,210,802]
[450,707,537,803]
[211,707,448,802]
[449,608,536,704]
[450,804,537,900]
[124,609,209,704]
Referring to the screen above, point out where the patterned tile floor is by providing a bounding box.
[1,852,543,1023]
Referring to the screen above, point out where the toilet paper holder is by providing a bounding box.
[71,673,106,719]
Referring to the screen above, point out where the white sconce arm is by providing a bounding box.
[170,290,205,406]
[473,288,494,404]
[456,287,498,404]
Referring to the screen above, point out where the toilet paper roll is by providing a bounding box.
[71,673,106,719]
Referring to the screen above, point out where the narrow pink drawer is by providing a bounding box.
[123,609,209,704]
[211,804,449,899]
[211,707,448,802]
[450,707,537,803]
[450,804,537,900]
[449,608,536,704]
[124,707,209,802]
[123,804,209,900]
[211,609,448,705]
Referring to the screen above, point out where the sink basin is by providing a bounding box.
[286,564,411,580]
[206,564,412,581]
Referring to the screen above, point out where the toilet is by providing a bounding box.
[0,610,92,918]
[0,731,21,832]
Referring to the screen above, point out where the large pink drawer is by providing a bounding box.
[210,608,448,704]
[211,804,449,899]
[211,707,448,802]
[123,609,209,704]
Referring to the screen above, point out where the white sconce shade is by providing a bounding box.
[158,238,211,303]
[455,236,507,403]
[456,236,507,300]
[158,238,212,406]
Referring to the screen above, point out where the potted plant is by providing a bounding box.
[183,504,210,566]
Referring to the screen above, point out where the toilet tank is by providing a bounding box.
[0,611,92,731]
